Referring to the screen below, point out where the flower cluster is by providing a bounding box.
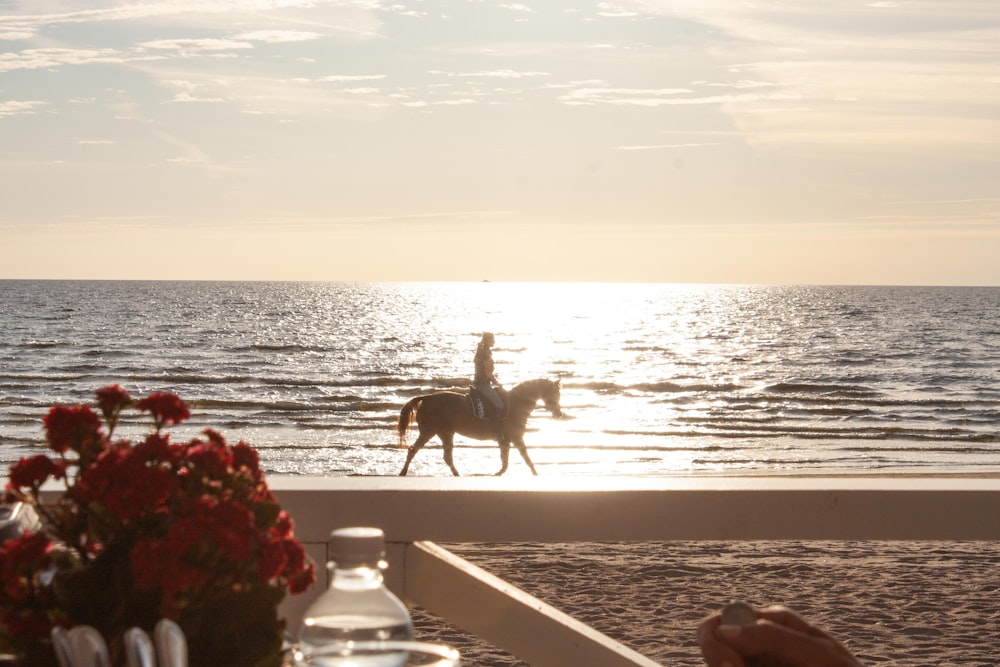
[1,386,315,667]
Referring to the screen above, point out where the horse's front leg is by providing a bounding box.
[441,433,460,476]
[495,439,511,476]
[513,438,539,476]
[400,432,432,476]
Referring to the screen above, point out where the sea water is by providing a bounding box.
[1,280,997,477]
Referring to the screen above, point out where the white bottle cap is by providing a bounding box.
[330,526,386,567]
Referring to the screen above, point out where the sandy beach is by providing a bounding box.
[411,540,1000,666]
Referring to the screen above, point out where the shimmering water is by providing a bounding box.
[1,280,997,476]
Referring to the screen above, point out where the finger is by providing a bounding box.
[736,621,858,667]
[755,606,828,637]
[697,614,746,667]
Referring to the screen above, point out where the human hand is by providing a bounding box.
[698,604,862,667]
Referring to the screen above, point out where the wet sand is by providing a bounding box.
[412,540,1000,666]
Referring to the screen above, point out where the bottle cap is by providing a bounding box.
[330,526,386,567]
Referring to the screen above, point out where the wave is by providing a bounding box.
[191,397,398,414]
[22,340,70,349]
[764,382,879,396]
[81,349,133,358]
[571,380,746,394]
[633,381,744,393]
[838,443,1000,453]
[237,344,332,353]
[3,282,999,475]
[603,424,1000,443]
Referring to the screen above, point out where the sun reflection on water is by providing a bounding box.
[390,282,779,476]
[6,281,995,477]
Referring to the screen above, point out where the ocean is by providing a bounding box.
[1,280,997,477]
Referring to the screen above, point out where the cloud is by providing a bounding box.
[138,38,254,54]
[171,92,225,103]
[0,0,386,49]
[559,86,695,106]
[232,30,321,43]
[429,69,550,79]
[0,30,34,40]
[0,47,125,73]
[163,79,225,103]
[596,2,640,18]
[152,128,250,174]
[621,0,1000,153]
[0,100,45,118]
[0,1,359,28]
[319,74,387,82]
[698,80,778,90]
[135,65,397,115]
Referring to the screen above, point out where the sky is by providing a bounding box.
[1,0,999,284]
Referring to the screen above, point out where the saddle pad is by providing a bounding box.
[468,393,488,420]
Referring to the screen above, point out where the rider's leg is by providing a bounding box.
[486,387,505,441]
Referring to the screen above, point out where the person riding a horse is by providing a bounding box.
[473,332,506,439]
[397,377,562,476]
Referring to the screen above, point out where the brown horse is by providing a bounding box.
[397,378,563,476]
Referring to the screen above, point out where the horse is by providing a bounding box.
[397,378,563,476]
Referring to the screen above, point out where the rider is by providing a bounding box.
[473,332,506,440]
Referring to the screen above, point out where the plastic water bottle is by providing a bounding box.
[296,527,414,666]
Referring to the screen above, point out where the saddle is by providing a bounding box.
[468,386,508,421]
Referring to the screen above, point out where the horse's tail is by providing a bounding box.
[396,396,423,448]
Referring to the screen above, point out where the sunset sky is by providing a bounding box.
[1,0,998,284]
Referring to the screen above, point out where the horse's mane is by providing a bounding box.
[509,378,557,398]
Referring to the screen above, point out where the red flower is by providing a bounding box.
[199,501,257,562]
[3,387,315,666]
[133,432,180,465]
[258,538,288,582]
[130,537,211,618]
[43,405,102,455]
[76,446,178,521]
[95,384,131,432]
[135,392,190,430]
[186,432,232,482]
[129,538,171,591]
[284,541,315,594]
[232,441,262,476]
[0,532,53,604]
[8,455,65,491]
[272,511,293,538]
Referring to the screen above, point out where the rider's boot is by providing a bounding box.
[492,417,505,442]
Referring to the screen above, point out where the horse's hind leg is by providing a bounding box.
[513,438,539,476]
[495,440,511,476]
[400,432,432,476]
[441,433,460,476]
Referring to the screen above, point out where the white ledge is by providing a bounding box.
[270,476,1000,542]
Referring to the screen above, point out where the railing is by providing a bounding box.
[272,476,1000,667]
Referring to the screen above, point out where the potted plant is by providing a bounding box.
[1,386,315,666]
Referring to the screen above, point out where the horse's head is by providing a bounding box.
[541,378,563,418]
